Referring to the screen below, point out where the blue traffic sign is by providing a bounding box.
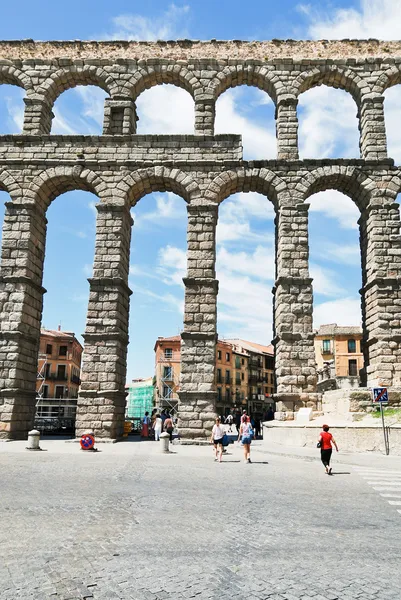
[373,388,389,403]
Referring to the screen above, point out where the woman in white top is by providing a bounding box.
[210,416,225,463]
[153,414,163,441]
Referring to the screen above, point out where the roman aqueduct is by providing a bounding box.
[0,39,401,439]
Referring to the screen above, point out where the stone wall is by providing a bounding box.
[0,41,401,440]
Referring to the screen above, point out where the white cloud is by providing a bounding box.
[5,95,24,131]
[217,246,275,281]
[157,245,187,286]
[133,192,186,227]
[314,297,362,329]
[82,264,92,277]
[298,86,359,159]
[74,87,107,127]
[104,3,190,41]
[324,242,361,267]
[217,192,275,244]
[215,88,276,159]
[52,108,81,135]
[384,86,401,165]
[136,85,194,134]
[302,0,401,40]
[308,190,360,230]
[310,262,346,297]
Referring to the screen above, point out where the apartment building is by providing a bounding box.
[36,327,83,420]
[154,336,275,417]
[314,323,364,387]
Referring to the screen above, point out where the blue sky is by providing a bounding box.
[0,0,400,380]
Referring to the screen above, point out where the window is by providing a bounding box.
[322,339,331,353]
[45,363,51,378]
[225,370,231,384]
[225,388,231,402]
[42,385,49,399]
[163,385,172,399]
[242,358,245,365]
[217,350,221,360]
[163,366,173,379]
[241,372,244,381]
[217,368,222,384]
[217,387,222,402]
[236,373,241,385]
[235,356,241,369]
[164,348,172,358]
[57,365,67,380]
[59,345,67,357]
[226,352,230,362]
[348,339,356,353]
[55,385,64,399]
[348,359,358,377]
[46,344,52,355]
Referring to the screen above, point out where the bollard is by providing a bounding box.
[160,432,170,453]
[26,429,41,451]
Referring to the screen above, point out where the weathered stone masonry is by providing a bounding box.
[0,40,401,439]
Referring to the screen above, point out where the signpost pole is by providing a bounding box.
[380,401,389,456]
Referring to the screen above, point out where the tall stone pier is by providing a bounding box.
[0,39,401,440]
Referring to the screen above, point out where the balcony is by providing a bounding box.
[47,373,68,381]
[70,374,81,385]
[321,346,332,355]
[159,352,180,362]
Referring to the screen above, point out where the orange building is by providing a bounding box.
[154,336,275,416]
[36,328,83,418]
[314,324,364,381]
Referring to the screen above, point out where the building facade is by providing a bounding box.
[155,336,275,417]
[154,336,181,413]
[36,328,83,420]
[314,324,364,388]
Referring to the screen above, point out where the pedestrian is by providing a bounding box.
[210,416,225,462]
[161,409,167,424]
[241,409,248,424]
[254,417,261,438]
[164,414,174,443]
[265,406,274,421]
[238,416,253,463]
[225,413,233,433]
[318,424,339,475]
[235,410,241,434]
[153,413,162,441]
[141,411,150,438]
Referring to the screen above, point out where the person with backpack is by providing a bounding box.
[238,416,253,463]
[317,424,339,475]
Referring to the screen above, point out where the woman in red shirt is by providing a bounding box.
[318,424,339,475]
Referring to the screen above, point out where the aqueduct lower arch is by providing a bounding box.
[1,40,401,440]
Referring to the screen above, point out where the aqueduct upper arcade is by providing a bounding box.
[1,39,401,440]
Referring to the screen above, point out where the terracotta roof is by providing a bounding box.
[155,335,181,342]
[315,323,362,336]
[41,328,75,340]
[223,338,274,356]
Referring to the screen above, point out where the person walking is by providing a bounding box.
[225,413,233,433]
[235,410,241,435]
[238,416,253,463]
[141,411,150,438]
[210,417,225,462]
[153,413,162,441]
[163,414,174,443]
[318,424,338,475]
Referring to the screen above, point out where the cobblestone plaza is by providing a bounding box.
[1,440,401,599]
[1,40,401,441]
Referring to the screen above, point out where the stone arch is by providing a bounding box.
[294,66,367,106]
[0,169,23,201]
[375,66,401,95]
[209,65,278,104]
[131,64,199,100]
[0,65,33,92]
[39,66,120,107]
[205,168,286,209]
[28,166,107,212]
[300,166,375,210]
[122,167,201,207]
